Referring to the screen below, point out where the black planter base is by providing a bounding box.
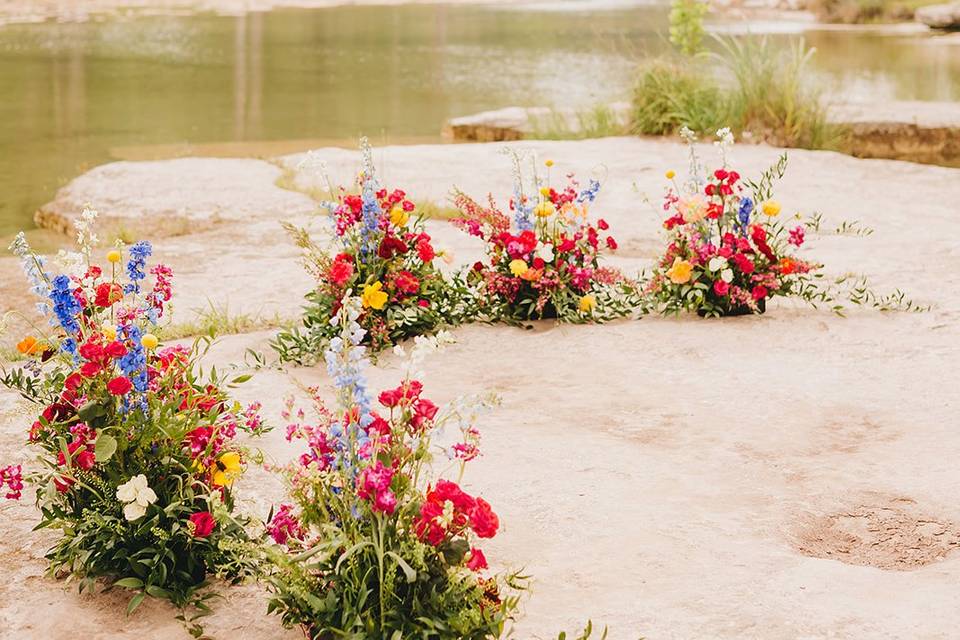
[697,297,766,317]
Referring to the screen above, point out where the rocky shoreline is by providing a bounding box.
[2,138,960,638]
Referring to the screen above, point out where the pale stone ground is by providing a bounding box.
[1,138,960,639]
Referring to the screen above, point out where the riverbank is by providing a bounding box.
[1,137,959,638]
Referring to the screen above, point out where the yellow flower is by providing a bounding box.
[579,295,597,313]
[762,200,781,217]
[389,206,409,227]
[212,452,242,487]
[545,159,554,168]
[102,325,117,341]
[361,281,388,310]
[534,201,555,218]
[508,259,529,277]
[665,170,676,180]
[539,186,551,197]
[666,257,694,284]
[141,333,159,350]
[106,250,122,264]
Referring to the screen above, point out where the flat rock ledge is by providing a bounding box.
[34,157,315,238]
[915,2,960,28]
[443,100,960,166]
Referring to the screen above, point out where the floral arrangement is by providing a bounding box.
[647,130,826,316]
[452,155,636,323]
[264,295,522,639]
[273,140,467,364]
[1,226,266,621]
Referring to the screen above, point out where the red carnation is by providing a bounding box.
[752,285,769,301]
[416,237,436,263]
[470,497,499,538]
[106,376,133,396]
[597,219,609,231]
[393,271,420,296]
[606,236,618,250]
[330,256,354,286]
[189,511,216,538]
[714,280,730,296]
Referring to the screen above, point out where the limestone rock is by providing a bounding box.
[915,2,960,28]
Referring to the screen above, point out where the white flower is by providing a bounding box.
[116,474,157,521]
[536,243,555,263]
[123,502,148,521]
[441,250,455,265]
[708,257,728,272]
[721,268,734,283]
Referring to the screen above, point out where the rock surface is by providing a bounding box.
[443,101,960,166]
[916,2,960,28]
[34,157,315,239]
[3,138,960,638]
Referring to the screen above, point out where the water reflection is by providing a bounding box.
[0,4,957,237]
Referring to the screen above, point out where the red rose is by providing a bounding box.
[466,548,488,572]
[79,341,105,361]
[418,299,430,308]
[410,398,439,431]
[64,373,83,392]
[189,511,216,538]
[104,341,127,358]
[80,361,102,378]
[752,285,768,301]
[106,376,133,396]
[94,282,123,308]
[713,280,730,296]
[470,498,499,538]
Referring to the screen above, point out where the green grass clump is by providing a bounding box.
[631,36,846,151]
[529,104,630,140]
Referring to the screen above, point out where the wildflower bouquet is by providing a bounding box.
[265,295,522,639]
[273,140,466,364]
[1,231,266,618]
[648,131,825,316]
[452,157,636,323]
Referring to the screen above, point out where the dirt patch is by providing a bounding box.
[793,497,960,570]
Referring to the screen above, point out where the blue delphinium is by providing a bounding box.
[738,197,754,235]
[512,182,534,231]
[49,275,81,336]
[9,232,51,315]
[117,324,149,413]
[323,296,374,473]
[577,179,601,204]
[357,137,383,261]
[124,241,153,294]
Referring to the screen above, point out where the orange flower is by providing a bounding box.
[777,258,797,275]
[16,336,43,356]
[519,268,542,282]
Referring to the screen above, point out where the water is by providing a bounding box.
[0,2,957,239]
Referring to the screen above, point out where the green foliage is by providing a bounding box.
[669,0,709,56]
[528,105,630,140]
[631,60,726,137]
[631,37,845,151]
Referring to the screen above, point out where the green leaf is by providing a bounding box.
[94,434,118,462]
[385,551,417,583]
[113,577,144,589]
[77,401,107,422]
[126,592,146,616]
